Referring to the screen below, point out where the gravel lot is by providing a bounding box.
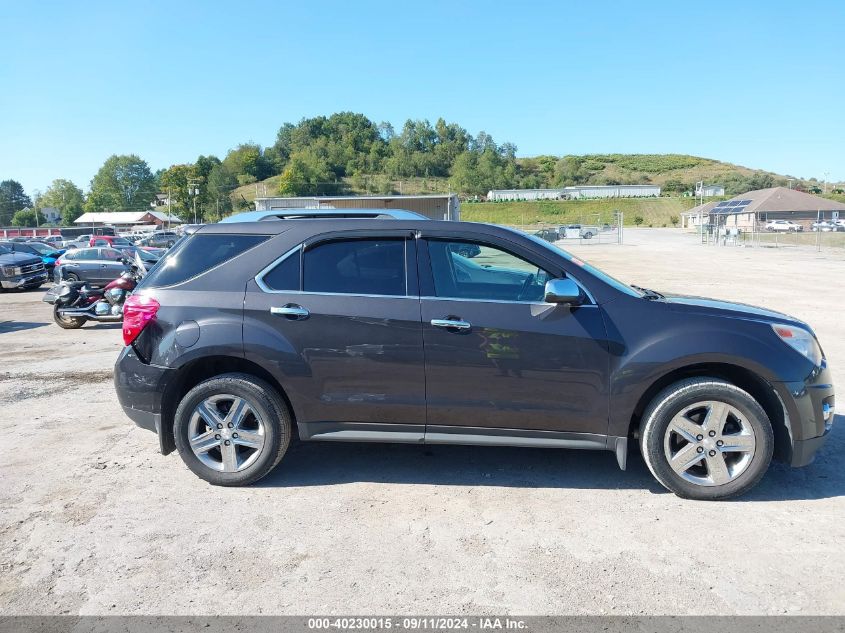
[1,228,843,616]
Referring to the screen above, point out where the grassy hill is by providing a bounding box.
[231,153,823,226]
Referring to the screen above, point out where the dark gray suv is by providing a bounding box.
[114,218,834,499]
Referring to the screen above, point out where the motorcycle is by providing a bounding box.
[43,255,147,329]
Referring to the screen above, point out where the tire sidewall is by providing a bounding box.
[174,375,286,486]
[641,380,774,500]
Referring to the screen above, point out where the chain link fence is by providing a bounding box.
[501,211,625,246]
[696,216,845,253]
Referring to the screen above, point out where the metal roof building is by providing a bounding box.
[253,194,460,221]
[74,211,183,230]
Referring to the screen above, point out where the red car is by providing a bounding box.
[89,235,135,249]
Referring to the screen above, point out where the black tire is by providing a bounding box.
[65,272,80,282]
[53,304,86,329]
[174,372,291,486]
[582,231,594,239]
[639,377,774,500]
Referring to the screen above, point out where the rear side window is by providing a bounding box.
[141,234,267,288]
[261,250,301,291]
[303,239,406,296]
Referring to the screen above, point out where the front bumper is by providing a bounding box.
[115,345,177,454]
[0,271,48,289]
[775,359,835,467]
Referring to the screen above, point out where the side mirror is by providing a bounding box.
[544,278,582,305]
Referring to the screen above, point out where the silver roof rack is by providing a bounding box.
[219,208,428,223]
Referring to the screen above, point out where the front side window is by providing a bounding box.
[101,248,124,260]
[428,240,551,302]
[303,239,406,296]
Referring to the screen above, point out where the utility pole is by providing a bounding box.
[188,179,200,224]
[823,172,830,194]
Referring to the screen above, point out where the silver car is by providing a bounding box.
[54,247,129,285]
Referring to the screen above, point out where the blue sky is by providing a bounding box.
[1,0,843,195]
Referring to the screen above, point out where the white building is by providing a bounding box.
[485,188,564,202]
[695,184,725,197]
[40,207,61,223]
[487,185,660,201]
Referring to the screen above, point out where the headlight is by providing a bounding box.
[771,324,823,366]
[1,265,15,276]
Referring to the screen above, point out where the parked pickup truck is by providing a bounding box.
[0,244,47,291]
[559,224,600,239]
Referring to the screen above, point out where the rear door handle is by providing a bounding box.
[431,318,471,331]
[270,304,310,320]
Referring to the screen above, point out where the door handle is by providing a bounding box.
[431,318,471,331]
[270,304,310,320]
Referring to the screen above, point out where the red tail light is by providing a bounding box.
[55,257,63,267]
[123,294,160,346]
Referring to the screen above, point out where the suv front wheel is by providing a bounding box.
[174,373,291,486]
[639,378,774,500]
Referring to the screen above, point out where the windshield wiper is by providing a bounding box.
[631,285,664,300]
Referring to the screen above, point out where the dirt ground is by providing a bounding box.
[1,228,843,616]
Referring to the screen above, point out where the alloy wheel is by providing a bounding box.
[663,400,756,487]
[188,394,266,472]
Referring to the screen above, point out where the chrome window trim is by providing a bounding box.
[419,295,598,308]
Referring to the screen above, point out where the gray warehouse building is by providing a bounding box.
[254,194,460,221]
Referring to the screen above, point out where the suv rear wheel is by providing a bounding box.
[174,372,291,486]
[639,378,774,500]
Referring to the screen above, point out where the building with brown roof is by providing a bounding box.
[680,187,845,230]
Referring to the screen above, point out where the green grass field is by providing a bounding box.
[460,197,700,227]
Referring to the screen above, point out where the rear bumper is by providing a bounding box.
[114,345,176,454]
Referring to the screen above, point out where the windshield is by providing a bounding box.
[26,242,54,254]
[0,245,10,255]
[519,230,641,297]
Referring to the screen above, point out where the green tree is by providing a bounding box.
[554,156,587,186]
[39,179,85,225]
[159,164,196,217]
[207,163,237,219]
[11,208,45,227]
[633,215,644,226]
[223,143,271,183]
[85,155,156,212]
[277,150,336,196]
[0,180,32,225]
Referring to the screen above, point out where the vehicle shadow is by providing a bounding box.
[0,320,49,334]
[258,415,844,501]
[86,323,123,330]
[258,439,662,492]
